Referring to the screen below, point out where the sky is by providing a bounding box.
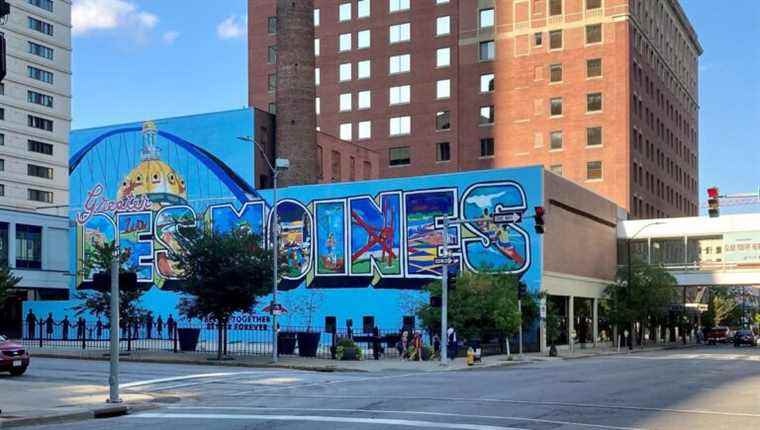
[71,0,759,209]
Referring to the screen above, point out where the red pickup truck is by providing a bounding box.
[706,327,732,345]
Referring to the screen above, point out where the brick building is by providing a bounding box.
[248,0,701,219]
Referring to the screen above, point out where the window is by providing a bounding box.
[16,224,42,269]
[267,46,277,63]
[315,68,321,85]
[549,64,562,82]
[587,92,603,112]
[28,164,53,179]
[587,58,602,77]
[587,127,602,146]
[28,17,53,36]
[0,134,4,146]
[314,38,320,56]
[28,41,53,60]
[479,8,494,28]
[480,73,494,92]
[267,16,277,34]
[586,0,602,9]
[436,16,450,36]
[339,63,352,81]
[436,142,451,162]
[550,164,563,176]
[315,97,320,115]
[436,0,450,3]
[550,131,563,150]
[358,121,372,139]
[389,54,410,74]
[0,108,4,120]
[389,0,410,13]
[479,106,494,125]
[436,79,450,99]
[339,3,351,21]
[268,103,276,114]
[389,85,410,105]
[357,30,371,49]
[363,161,372,179]
[436,47,450,67]
[358,0,371,18]
[534,32,543,46]
[436,111,450,130]
[0,184,4,197]
[339,33,352,51]
[0,159,3,171]
[587,161,603,180]
[358,90,371,109]
[28,66,53,84]
[340,123,352,141]
[550,97,563,116]
[339,93,352,112]
[357,60,371,79]
[549,0,562,15]
[331,150,341,182]
[480,138,495,157]
[267,73,277,91]
[479,40,495,60]
[586,24,602,44]
[389,23,410,43]
[549,30,562,49]
[28,115,53,131]
[389,116,411,136]
[28,90,54,108]
[29,0,54,12]
[314,9,320,26]
[389,147,410,166]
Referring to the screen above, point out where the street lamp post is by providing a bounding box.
[238,136,289,364]
[626,222,665,350]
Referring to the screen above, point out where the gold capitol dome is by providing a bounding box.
[116,121,188,206]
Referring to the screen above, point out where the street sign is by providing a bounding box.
[540,302,547,319]
[263,303,288,316]
[434,257,458,265]
[493,212,521,224]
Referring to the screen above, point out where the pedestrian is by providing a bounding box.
[146,312,154,339]
[400,330,409,360]
[372,326,382,360]
[45,313,54,339]
[346,319,354,340]
[167,314,176,340]
[411,331,423,361]
[447,326,457,360]
[26,310,37,340]
[61,315,70,340]
[132,318,140,339]
[432,333,440,357]
[156,315,164,339]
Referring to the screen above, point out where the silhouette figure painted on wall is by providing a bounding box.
[61,315,70,340]
[146,312,154,339]
[132,319,140,339]
[156,315,164,339]
[167,314,176,339]
[96,319,103,339]
[76,317,86,340]
[26,310,37,340]
[45,313,54,339]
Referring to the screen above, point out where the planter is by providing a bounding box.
[297,331,321,357]
[177,328,200,352]
[278,332,297,355]
[340,346,360,361]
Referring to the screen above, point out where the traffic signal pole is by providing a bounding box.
[108,254,121,404]
[440,217,449,366]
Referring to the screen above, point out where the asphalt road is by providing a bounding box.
[14,345,760,430]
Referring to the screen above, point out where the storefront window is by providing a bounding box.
[651,238,685,267]
[16,224,42,269]
[687,235,723,267]
[0,222,8,266]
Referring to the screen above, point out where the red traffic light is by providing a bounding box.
[534,206,545,234]
[707,187,719,199]
[535,206,545,217]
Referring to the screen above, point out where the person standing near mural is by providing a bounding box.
[372,326,381,360]
[156,315,164,339]
[447,326,458,360]
[45,313,54,339]
[26,310,37,340]
[400,330,409,360]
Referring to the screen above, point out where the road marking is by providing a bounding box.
[120,371,275,389]
[167,406,646,430]
[226,372,420,396]
[247,393,760,419]
[133,413,529,430]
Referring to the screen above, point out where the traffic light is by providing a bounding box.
[534,206,545,234]
[518,282,527,300]
[447,271,457,291]
[707,187,720,218]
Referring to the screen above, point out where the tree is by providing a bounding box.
[541,294,561,356]
[0,264,22,306]
[417,272,525,343]
[604,260,678,346]
[170,226,275,360]
[710,289,738,326]
[73,241,148,345]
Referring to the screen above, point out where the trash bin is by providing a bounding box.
[177,328,200,352]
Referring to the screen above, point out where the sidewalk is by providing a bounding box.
[23,341,698,373]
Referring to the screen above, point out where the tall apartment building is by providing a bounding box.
[248,0,700,219]
[0,0,70,213]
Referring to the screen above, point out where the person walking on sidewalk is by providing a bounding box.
[447,326,458,360]
[372,326,382,360]
[26,310,37,340]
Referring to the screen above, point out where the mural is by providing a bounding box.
[24,109,544,331]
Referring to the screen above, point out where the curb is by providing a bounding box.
[0,403,159,429]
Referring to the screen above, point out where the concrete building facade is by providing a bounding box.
[0,0,71,214]
[248,0,701,220]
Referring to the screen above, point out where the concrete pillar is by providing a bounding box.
[8,222,16,268]
[568,295,575,353]
[592,298,599,348]
[540,296,547,353]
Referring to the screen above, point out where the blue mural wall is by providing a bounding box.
[24,109,544,334]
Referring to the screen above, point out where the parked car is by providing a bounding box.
[733,330,757,348]
[0,334,30,376]
[706,326,732,345]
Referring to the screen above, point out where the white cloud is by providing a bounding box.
[72,0,158,36]
[217,15,247,40]
[162,31,180,45]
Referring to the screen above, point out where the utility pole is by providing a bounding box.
[108,253,121,404]
[440,217,449,366]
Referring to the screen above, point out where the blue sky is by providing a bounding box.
[71,1,759,209]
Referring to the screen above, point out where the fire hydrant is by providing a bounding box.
[466,347,475,366]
